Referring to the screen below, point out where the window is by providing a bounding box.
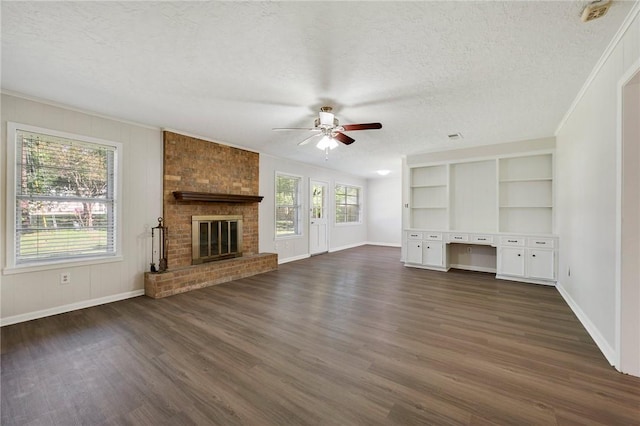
[275,173,302,237]
[335,184,362,224]
[7,123,121,267]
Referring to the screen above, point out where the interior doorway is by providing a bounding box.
[309,180,329,255]
[617,61,640,376]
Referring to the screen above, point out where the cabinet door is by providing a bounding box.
[528,249,554,280]
[423,242,443,267]
[406,240,423,264]
[499,247,525,277]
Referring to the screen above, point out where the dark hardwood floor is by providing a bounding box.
[2,246,639,425]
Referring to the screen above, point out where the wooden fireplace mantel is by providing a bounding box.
[172,191,264,203]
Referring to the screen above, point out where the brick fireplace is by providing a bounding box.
[144,131,277,298]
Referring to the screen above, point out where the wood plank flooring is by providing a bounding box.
[2,246,639,425]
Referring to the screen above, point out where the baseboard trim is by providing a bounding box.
[278,254,310,264]
[404,263,449,272]
[365,242,402,248]
[329,242,367,253]
[556,282,616,366]
[495,274,556,286]
[0,289,145,327]
[450,264,496,274]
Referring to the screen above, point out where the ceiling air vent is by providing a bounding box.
[581,0,612,22]
[448,133,463,141]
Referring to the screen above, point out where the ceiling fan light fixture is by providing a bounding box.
[318,111,335,126]
[316,135,338,150]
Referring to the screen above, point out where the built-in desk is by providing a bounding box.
[404,230,558,286]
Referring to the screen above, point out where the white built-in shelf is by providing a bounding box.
[498,177,552,183]
[407,152,554,235]
[411,184,447,188]
[499,205,553,208]
[410,164,449,229]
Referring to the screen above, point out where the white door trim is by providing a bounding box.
[615,57,640,376]
[309,179,329,255]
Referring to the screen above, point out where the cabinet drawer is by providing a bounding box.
[472,235,494,244]
[449,233,469,243]
[425,232,443,241]
[528,238,554,248]
[407,232,423,240]
[501,236,525,246]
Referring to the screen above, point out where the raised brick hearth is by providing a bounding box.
[144,131,277,298]
[144,253,277,298]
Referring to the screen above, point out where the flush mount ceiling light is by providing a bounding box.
[376,170,391,176]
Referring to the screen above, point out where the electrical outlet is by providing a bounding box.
[60,272,71,285]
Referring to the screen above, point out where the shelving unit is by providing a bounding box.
[404,150,557,285]
[410,165,448,230]
[498,154,553,234]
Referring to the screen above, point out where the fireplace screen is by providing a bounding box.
[192,215,243,264]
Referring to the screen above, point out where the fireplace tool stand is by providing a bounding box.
[150,217,168,272]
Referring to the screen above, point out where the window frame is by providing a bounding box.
[4,122,123,273]
[334,182,363,225]
[274,172,303,239]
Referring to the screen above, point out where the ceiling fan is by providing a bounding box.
[273,106,382,150]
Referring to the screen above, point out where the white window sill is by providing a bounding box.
[3,255,123,275]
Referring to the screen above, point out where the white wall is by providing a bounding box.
[620,68,640,375]
[367,175,402,246]
[0,94,401,324]
[259,154,369,262]
[1,93,163,325]
[555,6,640,366]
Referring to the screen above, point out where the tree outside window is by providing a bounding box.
[12,125,118,265]
[275,174,301,237]
[335,184,361,224]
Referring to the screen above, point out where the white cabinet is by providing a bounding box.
[497,237,556,283]
[406,240,423,264]
[528,249,555,280]
[499,247,525,277]
[404,231,445,269]
[423,241,443,267]
[403,150,557,285]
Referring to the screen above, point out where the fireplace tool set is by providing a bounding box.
[150,217,168,272]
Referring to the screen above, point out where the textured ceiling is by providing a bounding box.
[1,1,635,178]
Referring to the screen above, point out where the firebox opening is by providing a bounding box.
[192,215,243,264]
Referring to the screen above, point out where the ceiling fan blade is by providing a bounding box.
[341,123,383,131]
[333,132,356,145]
[273,127,319,131]
[297,133,322,146]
